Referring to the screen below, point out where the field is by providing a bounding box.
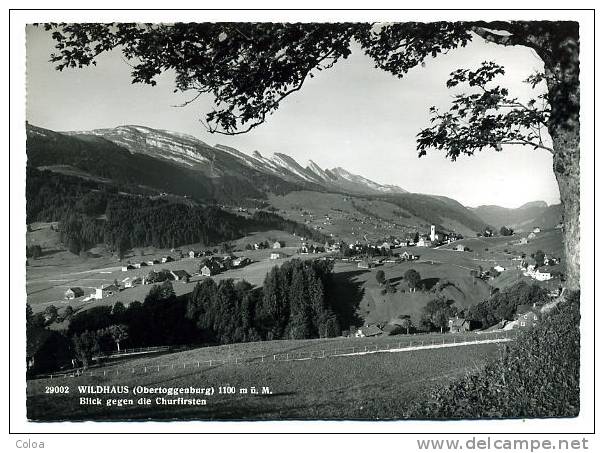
[26,224,324,314]
[26,333,504,421]
[331,258,492,327]
[266,191,478,243]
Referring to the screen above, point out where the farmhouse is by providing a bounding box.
[200,263,220,277]
[448,316,472,333]
[146,259,159,266]
[122,276,142,288]
[516,305,540,329]
[133,261,147,269]
[270,252,284,260]
[95,283,120,300]
[533,227,541,233]
[355,325,383,338]
[493,265,506,273]
[534,270,552,281]
[417,237,432,247]
[170,270,191,282]
[455,244,465,252]
[64,287,84,300]
[519,237,529,245]
[161,256,174,263]
[272,241,284,249]
[528,232,536,240]
[121,265,134,272]
[232,256,251,267]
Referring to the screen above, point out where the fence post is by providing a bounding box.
[143,367,146,373]
[261,355,265,363]
[158,365,160,371]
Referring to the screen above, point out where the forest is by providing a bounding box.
[27,258,343,373]
[27,167,326,254]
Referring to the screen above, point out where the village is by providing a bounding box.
[24,215,563,348]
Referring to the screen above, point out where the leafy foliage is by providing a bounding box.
[27,167,325,253]
[403,269,421,290]
[467,281,550,328]
[407,292,580,418]
[417,61,552,160]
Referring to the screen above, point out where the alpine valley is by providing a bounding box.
[26,123,561,244]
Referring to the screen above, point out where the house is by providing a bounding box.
[133,261,147,269]
[519,237,529,245]
[232,256,250,267]
[355,325,383,338]
[528,232,536,240]
[64,287,84,300]
[357,260,373,269]
[455,244,465,252]
[516,305,540,329]
[122,276,142,288]
[200,263,220,277]
[121,264,134,272]
[400,251,411,261]
[170,270,191,282]
[95,284,120,300]
[270,252,284,260]
[417,237,432,247]
[533,227,541,233]
[380,242,393,250]
[300,245,309,254]
[161,256,174,263]
[272,241,284,249]
[146,259,159,266]
[448,316,472,333]
[494,265,506,273]
[534,270,552,281]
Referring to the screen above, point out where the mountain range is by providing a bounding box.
[26,122,558,235]
[64,125,407,196]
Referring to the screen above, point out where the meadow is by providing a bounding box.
[27,335,503,421]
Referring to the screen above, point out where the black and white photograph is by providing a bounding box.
[8,6,597,439]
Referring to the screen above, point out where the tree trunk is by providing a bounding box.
[541,24,581,291]
[551,130,580,291]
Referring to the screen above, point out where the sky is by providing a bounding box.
[25,25,560,209]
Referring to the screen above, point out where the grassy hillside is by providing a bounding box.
[406,293,579,418]
[27,335,502,421]
[332,260,491,327]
